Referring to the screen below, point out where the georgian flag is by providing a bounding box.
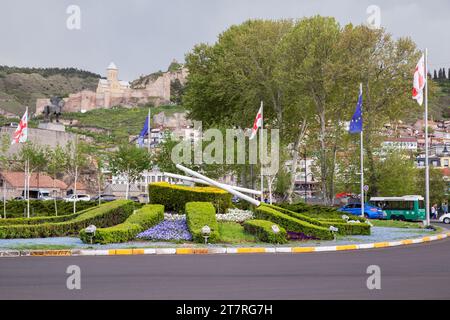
[249,105,262,140]
[412,54,426,106]
[11,109,28,145]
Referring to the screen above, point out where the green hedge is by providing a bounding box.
[270,205,370,236]
[0,200,135,239]
[185,202,219,243]
[254,205,333,240]
[4,200,98,218]
[0,209,91,226]
[79,204,164,244]
[149,182,232,213]
[243,219,287,244]
[278,202,366,222]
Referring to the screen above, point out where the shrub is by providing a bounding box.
[278,202,366,222]
[149,182,232,213]
[0,200,135,239]
[243,219,287,244]
[254,205,333,240]
[0,209,91,226]
[185,202,219,243]
[270,205,370,236]
[4,200,98,218]
[80,204,164,244]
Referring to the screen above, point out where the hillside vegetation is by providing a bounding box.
[59,104,186,151]
[0,66,101,115]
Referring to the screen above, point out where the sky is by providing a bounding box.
[0,0,449,81]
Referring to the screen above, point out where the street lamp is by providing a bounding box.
[201,225,211,245]
[85,225,97,244]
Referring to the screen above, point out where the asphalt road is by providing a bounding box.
[1,235,450,300]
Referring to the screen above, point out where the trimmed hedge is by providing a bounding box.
[149,182,232,213]
[243,219,287,244]
[278,202,366,222]
[79,204,164,244]
[4,200,98,218]
[270,205,370,236]
[254,205,333,240]
[185,202,219,243]
[0,209,95,226]
[0,200,135,239]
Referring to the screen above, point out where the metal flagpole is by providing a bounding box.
[146,108,151,203]
[360,83,364,217]
[3,175,6,218]
[26,158,30,218]
[260,101,264,203]
[424,48,430,226]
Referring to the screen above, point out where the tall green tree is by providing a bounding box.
[46,145,68,215]
[376,151,417,196]
[416,168,447,207]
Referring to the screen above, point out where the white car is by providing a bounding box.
[64,194,91,202]
[439,214,450,224]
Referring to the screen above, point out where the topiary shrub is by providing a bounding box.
[0,209,91,226]
[185,202,219,243]
[4,200,98,218]
[149,182,232,213]
[270,205,370,236]
[254,204,333,240]
[0,200,135,239]
[243,219,287,244]
[79,204,164,244]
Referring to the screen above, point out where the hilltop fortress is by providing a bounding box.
[36,61,188,114]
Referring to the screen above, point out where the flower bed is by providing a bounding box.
[136,217,192,241]
[216,208,254,223]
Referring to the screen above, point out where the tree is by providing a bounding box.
[376,152,417,196]
[108,144,151,199]
[46,145,68,216]
[12,142,48,217]
[64,137,89,213]
[416,168,447,207]
[434,70,438,79]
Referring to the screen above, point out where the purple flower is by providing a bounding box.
[287,231,318,241]
[137,218,192,241]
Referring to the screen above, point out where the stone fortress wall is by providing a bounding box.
[36,62,188,115]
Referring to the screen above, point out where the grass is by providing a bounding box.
[370,219,424,229]
[218,222,256,244]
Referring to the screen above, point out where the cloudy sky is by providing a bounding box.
[0,0,449,81]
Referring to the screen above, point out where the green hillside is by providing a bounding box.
[0,66,101,115]
[58,104,185,151]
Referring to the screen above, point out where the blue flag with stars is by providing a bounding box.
[349,88,363,134]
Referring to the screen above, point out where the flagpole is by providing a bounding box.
[360,83,364,217]
[424,48,430,226]
[260,101,264,202]
[146,108,151,203]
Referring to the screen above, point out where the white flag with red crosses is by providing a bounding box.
[412,54,426,106]
[249,105,263,140]
[11,109,28,145]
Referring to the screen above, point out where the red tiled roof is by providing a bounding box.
[0,171,67,189]
[67,182,87,190]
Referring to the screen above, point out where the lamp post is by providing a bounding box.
[201,225,211,245]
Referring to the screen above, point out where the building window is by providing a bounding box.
[445,159,449,167]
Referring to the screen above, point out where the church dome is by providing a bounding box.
[107,62,118,70]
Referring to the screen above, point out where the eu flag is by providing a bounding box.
[349,89,363,134]
[138,115,150,147]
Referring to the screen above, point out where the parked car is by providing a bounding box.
[91,194,117,202]
[439,213,450,224]
[64,194,91,202]
[338,203,385,219]
[129,196,140,203]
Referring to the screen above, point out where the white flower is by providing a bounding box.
[216,208,254,223]
[164,213,186,221]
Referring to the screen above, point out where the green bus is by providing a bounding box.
[369,196,426,221]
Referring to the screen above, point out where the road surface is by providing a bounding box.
[1,236,450,299]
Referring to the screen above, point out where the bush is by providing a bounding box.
[254,205,333,240]
[0,209,91,226]
[270,205,370,236]
[4,200,98,218]
[149,182,232,213]
[0,200,135,239]
[278,202,366,222]
[243,219,287,244]
[185,202,219,243]
[79,204,164,244]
